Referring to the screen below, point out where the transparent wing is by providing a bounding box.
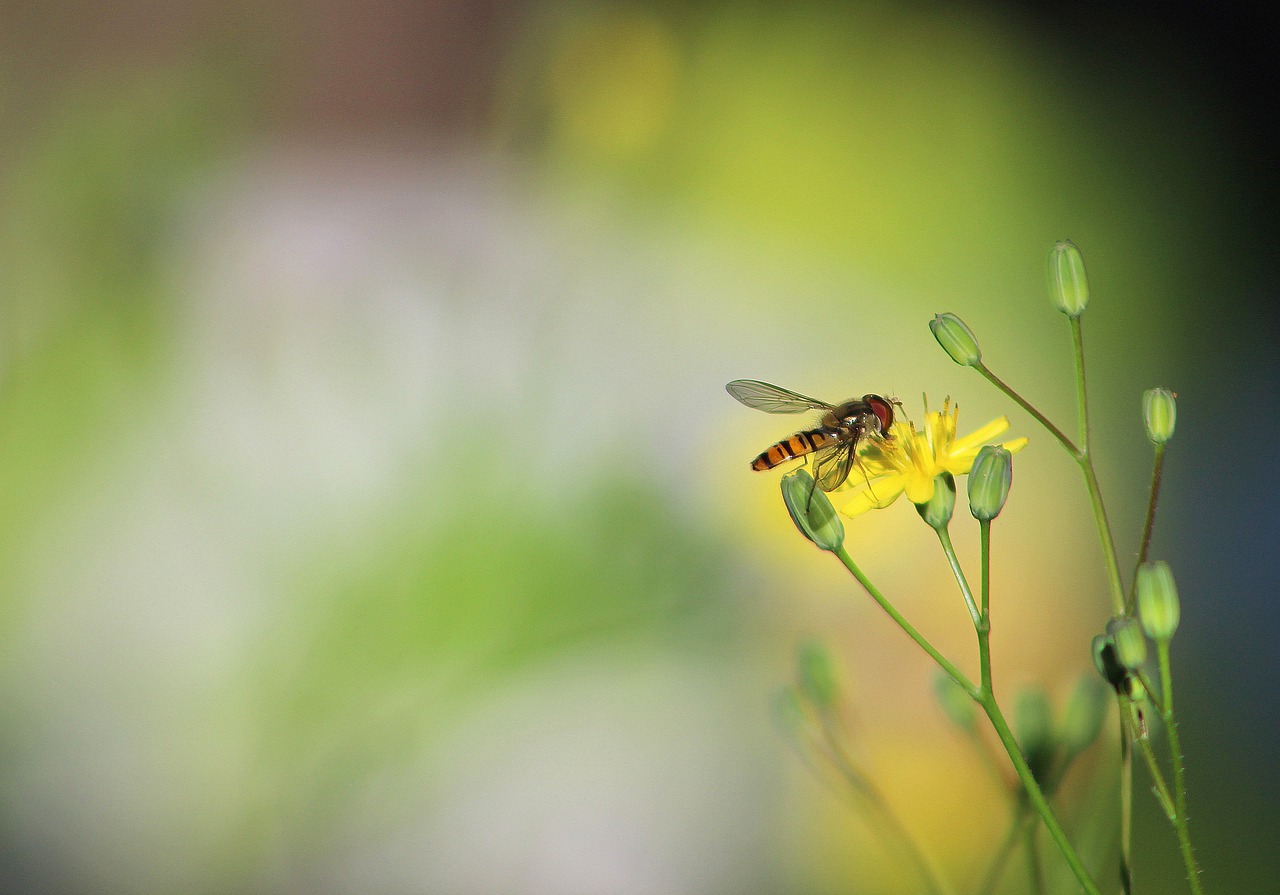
[726,380,833,414]
[814,437,859,492]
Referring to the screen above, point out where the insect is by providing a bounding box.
[725,379,898,496]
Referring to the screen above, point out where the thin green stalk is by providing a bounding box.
[974,355,1125,615]
[1159,642,1206,895]
[975,362,1079,455]
[979,520,991,623]
[1120,711,1133,895]
[1133,732,1177,823]
[972,524,1100,894]
[977,690,1101,895]
[835,545,1098,893]
[1070,315,1132,895]
[936,527,981,629]
[1070,317,1091,453]
[1128,444,1167,613]
[833,546,976,696]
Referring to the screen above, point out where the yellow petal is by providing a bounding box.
[835,479,906,517]
[1001,436,1029,454]
[950,416,1011,455]
[903,471,936,504]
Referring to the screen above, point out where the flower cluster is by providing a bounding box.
[831,399,1027,517]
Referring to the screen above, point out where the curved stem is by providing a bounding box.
[974,352,1125,616]
[977,692,1101,895]
[936,527,981,630]
[975,362,1078,455]
[833,546,977,696]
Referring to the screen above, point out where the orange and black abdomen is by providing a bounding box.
[751,428,839,471]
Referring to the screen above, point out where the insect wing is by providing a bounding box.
[814,436,859,492]
[726,380,833,414]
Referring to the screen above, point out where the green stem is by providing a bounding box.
[1131,718,1177,821]
[975,362,1079,455]
[937,527,982,629]
[1120,711,1133,895]
[834,546,1098,893]
[974,355,1125,615]
[833,546,977,696]
[1159,642,1206,895]
[977,691,1101,895]
[1129,444,1166,613]
[979,520,991,624]
[972,524,1100,894]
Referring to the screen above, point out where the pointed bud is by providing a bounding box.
[930,313,982,366]
[933,670,976,731]
[1137,561,1181,642]
[1142,388,1177,445]
[915,472,956,530]
[781,470,844,551]
[1048,240,1089,317]
[1107,617,1148,670]
[1060,675,1110,758]
[967,445,1012,521]
[796,641,840,711]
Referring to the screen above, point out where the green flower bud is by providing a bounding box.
[1107,617,1148,670]
[1048,240,1089,317]
[933,670,976,731]
[1059,675,1110,758]
[967,445,1012,521]
[1014,687,1056,785]
[781,470,844,551]
[915,472,956,530]
[796,641,840,711]
[1137,561,1181,642]
[1142,388,1177,445]
[929,313,982,366]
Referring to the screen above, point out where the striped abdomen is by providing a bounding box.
[751,428,840,471]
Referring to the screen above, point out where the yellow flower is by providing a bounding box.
[832,399,1028,517]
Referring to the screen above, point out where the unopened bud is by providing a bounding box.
[1137,561,1181,642]
[1107,617,1148,670]
[1142,388,1177,445]
[1048,240,1089,317]
[930,313,982,366]
[781,470,844,551]
[915,472,956,530]
[967,445,1012,521]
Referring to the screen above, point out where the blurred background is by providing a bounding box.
[0,0,1275,892]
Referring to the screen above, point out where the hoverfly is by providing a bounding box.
[725,379,898,496]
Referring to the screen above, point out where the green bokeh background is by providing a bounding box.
[1,1,1273,892]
